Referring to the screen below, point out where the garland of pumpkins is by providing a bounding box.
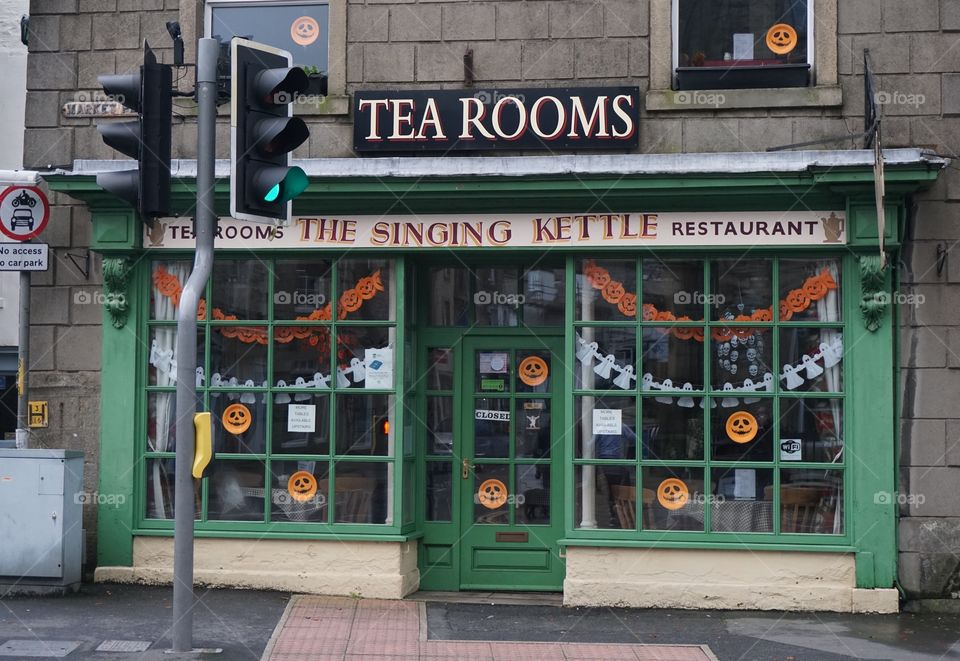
[152,266,385,351]
[583,260,838,341]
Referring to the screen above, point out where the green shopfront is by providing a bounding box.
[46,150,944,611]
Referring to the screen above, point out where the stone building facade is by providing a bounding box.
[18,0,960,604]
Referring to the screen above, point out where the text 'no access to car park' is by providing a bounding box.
[0,243,49,271]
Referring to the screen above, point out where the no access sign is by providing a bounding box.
[0,243,49,271]
[0,186,50,241]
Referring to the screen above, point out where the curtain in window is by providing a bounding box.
[814,259,843,534]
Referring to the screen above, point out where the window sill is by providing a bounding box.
[559,538,854,553]
[645,85,842,112]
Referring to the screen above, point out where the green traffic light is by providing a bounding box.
[265,184,280,202]
[262,167,309,204]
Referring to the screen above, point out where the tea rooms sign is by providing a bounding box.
[144,211,847,249]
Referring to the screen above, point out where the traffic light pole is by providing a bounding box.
[172,37,219,653]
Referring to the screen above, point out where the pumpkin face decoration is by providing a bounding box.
[222,403,252,435]
[602,280,626,304]
[340,288,362,313]
[287,470,318,502]
[591,270,611,290]
[618,292,637,317]
[290,16,320,46]
[803,275,828,300]
[766,23,798,55]
[356,276,378,300]
[657,478,689,511]
[478,479,508,509]
[725,410,758,444]
[785,289,810,313]
[518,356,549,387]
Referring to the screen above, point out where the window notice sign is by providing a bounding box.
[0,243,48,271]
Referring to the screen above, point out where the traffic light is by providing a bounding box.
[230,38,310,224]
[96,41,172,220]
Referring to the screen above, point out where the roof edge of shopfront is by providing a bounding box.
[53,149,948,181]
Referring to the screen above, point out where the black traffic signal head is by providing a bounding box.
[231,38,310,224]
[95,42,172,221]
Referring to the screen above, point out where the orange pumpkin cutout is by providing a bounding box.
[726,411,758,444]
[478,479,508,509]
[287,470,318,502]
[803,275,828,300]
[766,23,798,55]
[591,270,611,290]
[641,303,657,321]
[290,16,320,47]
[518,356,549,387]
[602,280,626,304]
[785,289,809,313]
[356,276,378,300]
[779,300,793,321]
[340,288,362,313]
[222,403,252,435]
[657,478,689,511]
[618,293,637,317]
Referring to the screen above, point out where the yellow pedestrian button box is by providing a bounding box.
[192,412,213,478]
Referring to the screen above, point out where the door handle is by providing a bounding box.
[461,459,471,479]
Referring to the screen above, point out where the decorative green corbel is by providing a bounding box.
[102,257,132,328]
[858,254,888,332]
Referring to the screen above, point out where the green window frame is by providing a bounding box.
[565,254,850,546]
[137,254,409,536]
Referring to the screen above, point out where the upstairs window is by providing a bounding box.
[675,0,811,91]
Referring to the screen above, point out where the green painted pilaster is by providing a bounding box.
[96,262,142,567]
[848,252,897,588]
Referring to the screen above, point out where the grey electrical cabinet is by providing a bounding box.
[0,449,84,593]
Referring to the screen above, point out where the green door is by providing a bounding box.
[457,337,565,591]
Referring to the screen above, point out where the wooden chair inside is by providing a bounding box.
[320,477,375,523]
[777,486,826,533]
[611,485,636,530]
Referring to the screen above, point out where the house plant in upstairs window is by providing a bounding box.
[675,0,810,91]
[303,65,328,97]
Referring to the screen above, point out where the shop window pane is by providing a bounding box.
[642,258,705,320]
[270,460,329,523]
[212,395,267,454]
[642,466,705,532]
[642,327,704,391]
[334,462,389,523]
[426,461,452,521]
[575,395,636,459]
[576,259,636,322]
[474,397,510,458]
[678,0,809,66]
[476,350,510,392]
[575,327,636,390]
[474,464,509,524]
[429,267,470,326]
[144,458,182,520]
[780,328,843,392]
[779,258,842,322]
[778,397,843,464]
[150,260,192,320]
[712,399,773,462]
[273,258,332,320]
[475,267,520,326]
[426,396,454,455]
[338,258,393,321]
[642,397,704,461]
[212,260,268,320]
[272,394,331,455]
[711,467,774,533]
[148,327,203,386]
[516,349,551,394]
[710,326,773,390]
[426,347,454,390]
[146,391,200,453]
[274,326,331,387]
[711,258,772,322]
[575,464,634,529]
[336,326,392,390]
[516,399,550,458]
[523,267,565,326]
[208,460,266,521]
[780,469,843,534]
[210,326,268,384]
[210,2,329,70]
[335,393,392,455]
[516,464,550,525]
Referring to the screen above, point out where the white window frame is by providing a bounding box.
[203,0,348,115]
[671,0,815,83]
[647,0,839,111]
